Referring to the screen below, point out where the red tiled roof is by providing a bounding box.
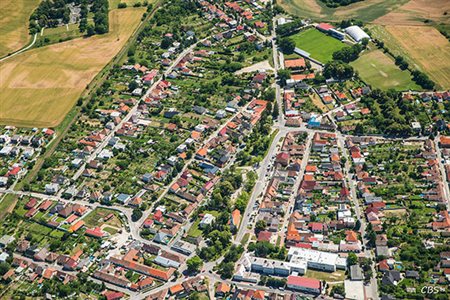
[287,275,321,289]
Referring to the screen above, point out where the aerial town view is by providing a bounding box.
[0,0,449,299]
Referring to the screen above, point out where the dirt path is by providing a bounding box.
[0,33,36,62]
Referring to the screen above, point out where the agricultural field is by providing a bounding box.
[350,49,421,91]
[290,28,346,62]
[278,0,409,22]
[0,7,145,128]
[0,0,41,58]
[373,0,450,26]
[369,25,450,89]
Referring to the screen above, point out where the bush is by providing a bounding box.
[118,3,127,8]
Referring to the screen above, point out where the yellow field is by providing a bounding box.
[370,25,450,89]
[278,0,409,22]
[0,0,41,58]
[0,8,145,127]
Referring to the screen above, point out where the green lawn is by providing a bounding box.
[290,28,346,63]
[305,269,346,282]
[350,49,421,91]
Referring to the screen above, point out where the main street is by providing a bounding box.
[434,134,450,211]
[337,132,379,300]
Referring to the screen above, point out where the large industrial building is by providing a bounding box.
[345,25,370,43]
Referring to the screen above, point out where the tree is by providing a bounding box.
[272,103,279,119]
[354,219,361,231]
[277,69,291,86]
[331,284,345,297]
[131,209,143,222]
[79,18,87,33]
[347,252,358,266]
[161,36,172,49]
[186,256,203,273]
[255,220,266,234]
[86,24,95,36]
[128,80,139,92]
[0,262,10,276]
[218,262,235,279]
[278,37,295,54]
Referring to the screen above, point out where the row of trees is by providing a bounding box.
[373,38,435,90]
[275,19,303,37]
[323,60,355,80]
[319,0,363,8]
[332,39,367,63]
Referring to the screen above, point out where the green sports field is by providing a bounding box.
[350,49,421,91]
[290,28,346,63]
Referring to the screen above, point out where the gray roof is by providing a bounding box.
[350,265,363,281]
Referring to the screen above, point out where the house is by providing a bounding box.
[199,213,215,228]
[143,69,158,85]
[286,275,322,294]
[382,270,401,286]
[405,270,420,280]
[0,235,15,248]
[215,282,230,297]
[45,183,59,194]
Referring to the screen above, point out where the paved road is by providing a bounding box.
[434,134,450,211]
[337,132,379,300]
[277,132,313,244]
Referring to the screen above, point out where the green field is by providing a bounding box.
[290,28,346,63]
[278,0,409,22]
[0,0,42,57]
[350,49,421,91]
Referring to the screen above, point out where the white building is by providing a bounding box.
[249,256,291,276]
[345,26,370,43]
[45,183,60,194]
[288,247,346,272]
[199,213,215,228]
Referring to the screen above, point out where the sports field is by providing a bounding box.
[290,28,346,63]
[0,7,145,127]
[278,0,409,22]
[350,49,421,91]
[369,25,450,89]
[0,0,41,58]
